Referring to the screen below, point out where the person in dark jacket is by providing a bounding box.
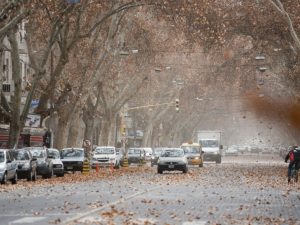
[285,146,300,183]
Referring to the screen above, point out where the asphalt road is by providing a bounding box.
[0,154,299,225]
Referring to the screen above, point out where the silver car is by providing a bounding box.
[157,148,188,174]
[61,148,85,173]
[48,148,64,177]
[0,149,18,184]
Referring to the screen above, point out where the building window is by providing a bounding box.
[5,58,9,81]
[2,84,10,92]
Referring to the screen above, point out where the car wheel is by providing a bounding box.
[114,162,120,169]
[48,168,54,178]
[11,173,17,184]
[27,170,33,181]
[32,170,37,181]
[1,173,7,185]
[157,167,163,174]
[182,166,188,174]
[57,172,64,177]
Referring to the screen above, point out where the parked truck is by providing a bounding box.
[195,130,223,164]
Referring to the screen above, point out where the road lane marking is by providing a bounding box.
[182,221,207,225]
[10,217,46,224]
[62,186,160,224]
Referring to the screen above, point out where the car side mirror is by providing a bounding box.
[7,159,12,163]
[48,155,54,159]
[202,151,205,154]
[32,157,37,161]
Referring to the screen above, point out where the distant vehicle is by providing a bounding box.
[195,131,222,164]
[48,148,64,177]
[28,147,54,179]
[142,147,153,161]
[91,146,120,169]
[61,148,85,173]
[151,147,167,167]
[181,142,203,167]
[12,148,37,181]
[250,145,261,154]
[157,148,188,174]
[0,149,18,184]
[226,146,239,156]
[127,148,146,165]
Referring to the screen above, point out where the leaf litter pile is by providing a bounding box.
[1,155,299,225]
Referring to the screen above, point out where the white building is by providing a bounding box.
[2,20,30,104]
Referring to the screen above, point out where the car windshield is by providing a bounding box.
[0,151,4,162]
[128,149,141,154]
[182,146,200,154]
[48,150,60,159]
[161,149,184,157]
[13,150,30,160]
[153,149,164,156]
[95,148,115,154]
[61,149,84,158]
[200,140,218,147]
[30,149,46,158]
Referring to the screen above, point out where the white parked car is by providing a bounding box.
[48,148,64,177]
[91,146,120,169]
[142,147,153,161]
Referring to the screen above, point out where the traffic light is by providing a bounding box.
[175,98,179,112]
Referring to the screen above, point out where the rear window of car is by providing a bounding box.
[94,148,115,154]
[128,149,142,154]
[48,150,60,159]
[13,150,30,160]
[30,149,46,158]
[61,149,84,158]
[0,151,4,162]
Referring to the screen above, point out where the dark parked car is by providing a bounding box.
[127,148,146,164]
[60,148,85,173]
[48,148,64,177]
[27,147,54,179]
[151,147,167,167]
[0,149,18,184]
[12,148,37,181]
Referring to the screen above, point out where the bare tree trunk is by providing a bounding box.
[8,30,22,148]
[142,123,153,147]
[67,112,81,147]
[108,113,117,146]
[54,116,70,149]
[99,112,115,146]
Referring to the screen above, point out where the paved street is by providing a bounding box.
[0,154,299,225]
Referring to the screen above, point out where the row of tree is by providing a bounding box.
[0,0,300,149]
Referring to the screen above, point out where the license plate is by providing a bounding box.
[67,166,73,169]
[168,165,175,168]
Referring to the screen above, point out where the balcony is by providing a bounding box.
[2,84,10,92]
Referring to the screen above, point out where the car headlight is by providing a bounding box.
[0,164,5,171]
[214,152,218,154]
[23,162,30,169]
[77,161,83,165]
[194,157,199,160]
[92,158,97,161]
[56,164,63,168]
[109,158,115,161]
